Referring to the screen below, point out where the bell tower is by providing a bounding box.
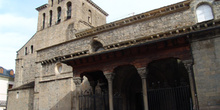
[36,0,108,31]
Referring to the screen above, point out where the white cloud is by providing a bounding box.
[0,14,37,71]
[0,14,37,33]
[0,32,31,70]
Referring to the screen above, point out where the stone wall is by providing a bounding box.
[7,89,34,110]
[37,0,106,32]
[37,6,195,62]
[14,37,37,87]
[191,34,220,110]
[9,0,220,110]
[38,78,74,110]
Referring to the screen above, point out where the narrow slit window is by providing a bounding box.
[67,2,72,19]
[57,7,62,23]
[51,0,53,6]
[50,10,53,26]
[25,47,28,55]
[88,10,92,23]
[31,45,33,54]
[16,92,19,99]
[43,13,46,29]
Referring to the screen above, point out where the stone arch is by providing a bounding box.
[147,58,192,110]
[113,64,144,110]
[90,39,105,52]
[79,70,109,110]
[80,70,108,94]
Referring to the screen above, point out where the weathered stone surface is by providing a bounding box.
[7,0,220,110]
[7,89,34,110]
[191,36,220,110]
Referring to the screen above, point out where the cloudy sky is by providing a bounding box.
[0,0,184,71]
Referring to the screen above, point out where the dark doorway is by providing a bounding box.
[79,71,109,110]
[113,65,144,110]
[147,58,193,110]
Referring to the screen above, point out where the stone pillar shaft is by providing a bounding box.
[183,60,199,110]
[73,77,81,110]
[104,73,115,110]
[137,67,149,110]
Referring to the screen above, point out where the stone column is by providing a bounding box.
[104,73,115,110]
[137,67,149,110]
[183,60,198,110]
[73,77,81,110]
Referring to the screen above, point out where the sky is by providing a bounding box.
[0,0,184,71]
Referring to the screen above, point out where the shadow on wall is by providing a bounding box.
[50,91,75,110]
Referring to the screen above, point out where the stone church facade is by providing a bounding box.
[7,0,220,110]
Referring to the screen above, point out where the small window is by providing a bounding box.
[50,10,53,26]
[31,45,34,54]
[25,47,28,55]
[88,17,91,23]
[16,92,19,99]
[10,70,14,75]
[88,10,92,23]
[43,13,46,29]
[196,4,214,23]
[8,84,13,89]
[67,2,72,19]
[51,0,53,6]
[57,7,62,23]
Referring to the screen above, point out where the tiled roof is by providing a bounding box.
[0,66,14,78]
[9,81,34,91]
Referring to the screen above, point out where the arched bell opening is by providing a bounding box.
[147,58,193,110]
[113,65,144,110]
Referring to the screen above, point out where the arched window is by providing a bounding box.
[196,4,214,23]
[67,2,72,19]
[49,10,53,26]
[42,13,46,29]
[88,10,92,23]
[51,0,54,6]
[31,45,34,54]
[91,40,104,52]
[57,7,62,23]
[25,47,28,55]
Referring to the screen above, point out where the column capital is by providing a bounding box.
[104,72,115,81]
[182,60,193,71]
[73,77,81,87]
[182,60,193,66]
[137,67,148,79]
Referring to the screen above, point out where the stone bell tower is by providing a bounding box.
[36,0,108,32]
